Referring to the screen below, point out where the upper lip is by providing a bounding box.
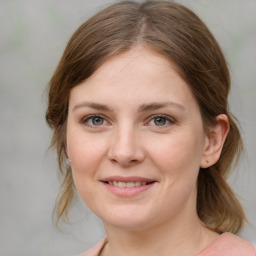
[101,176,156,183]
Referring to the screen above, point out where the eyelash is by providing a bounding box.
[145,114,176,127]
[80,114,176,128]
[80,114,109,128]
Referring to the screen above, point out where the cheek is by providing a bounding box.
[68,136,104,175]
[150,132,204,172]
[147,130,205,201]
[66,126,107,190]
[148,133,203,211]
[67,118,102,161]
[67,136,104,207]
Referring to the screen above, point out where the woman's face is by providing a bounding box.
[67,47,210,231]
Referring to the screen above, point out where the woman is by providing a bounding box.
[46,1,255,255]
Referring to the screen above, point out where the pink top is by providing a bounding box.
[77,233,255,256]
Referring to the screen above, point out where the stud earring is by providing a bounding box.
[205,159,211,168]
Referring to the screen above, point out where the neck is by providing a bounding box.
[102,211,219,256]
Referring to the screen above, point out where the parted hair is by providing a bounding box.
[46,0,245,233]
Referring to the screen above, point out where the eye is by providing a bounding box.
[81,115,108,127]
[91,116,105,125]
[147,115,175,127]
[153,116,167,126]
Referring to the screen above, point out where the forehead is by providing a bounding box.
[92,46,179,81]
[69,47,199,113]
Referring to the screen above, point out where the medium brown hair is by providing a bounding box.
[46,0,245,233]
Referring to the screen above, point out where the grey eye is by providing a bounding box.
[91,116,105,125]
[153,117,167,126]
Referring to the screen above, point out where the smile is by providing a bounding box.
[101,176,156,196]
[106,181,150,187]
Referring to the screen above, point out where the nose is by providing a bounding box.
[107,125,145,167]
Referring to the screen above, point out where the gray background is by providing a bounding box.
[0,0,255,255]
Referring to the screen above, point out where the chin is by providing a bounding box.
[98,207,158,231]
[105,218,154,231]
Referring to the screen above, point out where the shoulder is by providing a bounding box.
[76,237,108,256]
[199,232,255,256]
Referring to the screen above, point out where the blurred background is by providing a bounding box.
[0,0,255,255]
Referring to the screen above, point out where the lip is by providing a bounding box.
[100,176,157,197]
[101,176,156,183]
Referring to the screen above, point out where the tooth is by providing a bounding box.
[118,182,126,187]
[111,181,150,187]
[127,182,135,187]
[135,181,141,187]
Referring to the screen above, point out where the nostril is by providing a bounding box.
[109,158,139,167]
[107,140,145,166]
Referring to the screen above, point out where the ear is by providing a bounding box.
[200,114,229,168]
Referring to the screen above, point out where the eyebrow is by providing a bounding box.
[72,102,113,112]
[72,101,185,112]
[138,102,185,112]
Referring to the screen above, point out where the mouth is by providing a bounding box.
[103,180,155,188]
[100,176,157,196]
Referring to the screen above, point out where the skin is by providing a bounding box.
[67,47,229,256]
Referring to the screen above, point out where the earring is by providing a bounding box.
[66,159,72,172]
[205,159,211,168]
